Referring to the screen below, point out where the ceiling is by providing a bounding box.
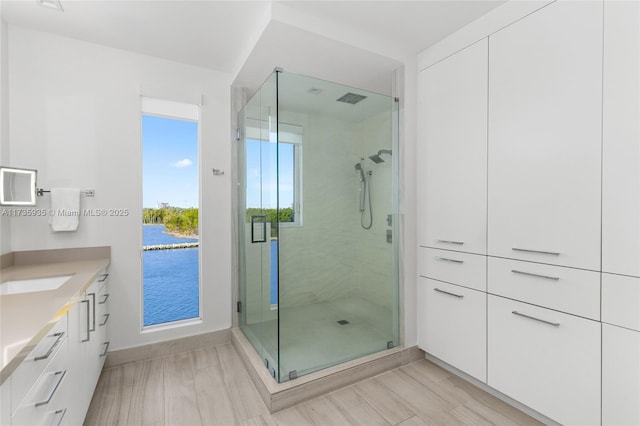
[1,1,506,78]
[276,1,506,55]
[0,0,270,73]
[232,20,404,96]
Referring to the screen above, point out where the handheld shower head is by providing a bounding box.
[354,163,365,181]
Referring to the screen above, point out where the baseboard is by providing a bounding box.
[231,327,422,412]
[423,352,560,426]
[104,328,231,368]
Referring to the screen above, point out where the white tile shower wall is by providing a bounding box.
[276,108,394,314]
[6,26,233,350]
[278,110,362,307]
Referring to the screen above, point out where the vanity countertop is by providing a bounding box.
[0,247,110,384]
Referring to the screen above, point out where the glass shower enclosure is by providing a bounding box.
[238,70,399,383]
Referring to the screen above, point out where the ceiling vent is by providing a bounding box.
[336,93,367,105]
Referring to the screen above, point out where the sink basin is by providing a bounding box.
[0,275,73,296]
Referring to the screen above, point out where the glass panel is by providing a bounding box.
[239,72,280,379]
[276,72,399,382]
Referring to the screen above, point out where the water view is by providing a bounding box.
[142,113,200,327]
[143,225,199,326]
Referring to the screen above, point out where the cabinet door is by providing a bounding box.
[418,38,487,255]
[487,0,603,270]
[418,278,486,382]
[95,275,110,373]
[603,0,640,277]
[488,296,601,425]
[602,324,640,426]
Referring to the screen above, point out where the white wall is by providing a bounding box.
[7,26,233,350]
[0,17,9,255]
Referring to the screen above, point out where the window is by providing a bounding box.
[141,98,201,328]
[245,121,303,226]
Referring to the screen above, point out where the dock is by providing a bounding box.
[143,242,199,251]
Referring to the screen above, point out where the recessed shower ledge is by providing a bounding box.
[231,328,423,412]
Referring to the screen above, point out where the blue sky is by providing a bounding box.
[142,115,199,208]
[142,115,294,210]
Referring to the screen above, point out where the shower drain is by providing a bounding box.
[337,320,350,325]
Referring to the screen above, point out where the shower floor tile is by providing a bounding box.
[244,297,395,381]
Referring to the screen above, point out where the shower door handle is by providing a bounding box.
[250,215,267,243]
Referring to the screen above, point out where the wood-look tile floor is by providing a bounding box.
[84,344,541,426]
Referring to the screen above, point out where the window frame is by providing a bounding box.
[140,97,202,332]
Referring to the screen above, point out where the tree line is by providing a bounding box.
[245,207,294,223]
[143,207,199,236]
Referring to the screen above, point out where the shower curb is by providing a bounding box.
[231,327,423,412]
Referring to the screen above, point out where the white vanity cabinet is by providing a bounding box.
[487,0,603,271]
[418,278,486,382]
[488,295,601,426]
[602,0,640,278]
[417,38,488,255]
[602,324,640,426]
[602,273,640,426]
[66,269,110,426]
[8,318,70,426]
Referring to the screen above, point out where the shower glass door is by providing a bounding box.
[238,72,280,379]
[276,72,399,382]
[239,69,399,384]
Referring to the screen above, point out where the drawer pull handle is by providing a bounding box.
[512,247,560,256]
[100,313,110,326]
[35,370,66,407]
[511,270,560,281]
[89,293,96,332]
[54,408,67,426]
[434,288,464,299]
[81,300,90,342]
[437,239,464,245]
[100,341,110,357]
[99,293,110,304]
[435,256,464,264]
[34,332,65,361]
[98,273,109,282]
[512,310,560,327]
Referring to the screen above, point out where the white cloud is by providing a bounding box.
[171,158,192,168]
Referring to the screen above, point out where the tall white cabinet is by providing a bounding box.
[602,0,640,278]
[417,1,639,424]
[487,0,603,271]
[601,2,640,425]
[417,39,488,382]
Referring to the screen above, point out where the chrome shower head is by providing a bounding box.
[369,154,384,164]
[368,149,392,164]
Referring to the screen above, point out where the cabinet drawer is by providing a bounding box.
[419,248,486,291]
[10,317,67,413]
[602,273,640,331]
[488,296,600,425]
[602,324,640,426]
[12,338,69,426]
[488,257,600,320]
[418,278,486,381]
